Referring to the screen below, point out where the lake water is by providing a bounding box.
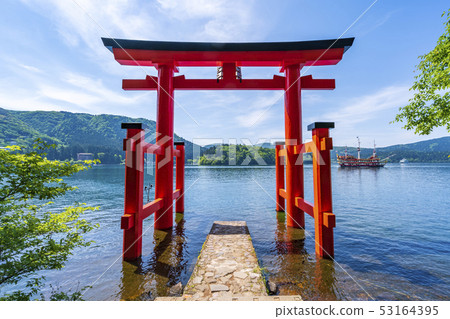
[17,164,450,300]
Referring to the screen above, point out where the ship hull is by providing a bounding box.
[337,156,387,168]
[338,161,386,168]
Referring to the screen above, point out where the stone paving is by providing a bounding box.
[155,220,302,301]
[182,221,267,300]
[156,295,303,301]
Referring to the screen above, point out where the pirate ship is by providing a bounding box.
[337,137,388,168]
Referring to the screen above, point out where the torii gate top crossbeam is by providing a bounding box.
[102,38,354,91]
[102,38,354,67]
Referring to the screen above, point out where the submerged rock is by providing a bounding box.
[140,291,153,301]
[267,281,278,295]
[168,282,183,296]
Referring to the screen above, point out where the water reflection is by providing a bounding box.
[118,213,188,300]
[265,212,339,300]
[313,259,339,300]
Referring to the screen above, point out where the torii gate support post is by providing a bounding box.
[274,122,335,258]
[275,142,285,212]
[154,64,175,229]
[310,122,335,258]
[284,64,305,228]
[122,124,144,260]
[175,142,185,213]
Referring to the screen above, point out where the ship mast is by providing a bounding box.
[373,140,377,158]
[345,145,348,157]
[357,136,361,159]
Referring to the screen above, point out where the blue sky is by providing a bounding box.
[1,0,449,147]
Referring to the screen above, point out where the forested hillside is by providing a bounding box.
[1,107,448,164]
[0,107,199,163]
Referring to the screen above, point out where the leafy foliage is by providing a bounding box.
[198,144,276,165]
[394,9,450,134]
[0,141,98,300]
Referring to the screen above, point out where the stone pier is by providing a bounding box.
[156,221,302,301]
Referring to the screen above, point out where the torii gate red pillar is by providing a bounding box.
[122,125,144,260]
[284,64,304,228]
[154,64,175,230]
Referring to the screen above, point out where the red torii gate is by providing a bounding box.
[102,37,354,261]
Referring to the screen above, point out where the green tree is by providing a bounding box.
[0,141,98,300]
[197,144,276,166]
[394,9,450,135]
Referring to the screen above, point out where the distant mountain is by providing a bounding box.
[202,143,223,149]
[1,107,448,164]
[379,137,450,153]
[255,142,275,149]
[204,142,276,149]
[333,137,450,163]
[200,137,450,164]
[0,107,201,163]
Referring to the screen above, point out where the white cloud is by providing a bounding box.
[320,85,411,129]
[235,109,271,128]
[302,92,325,105]
[0,65,150,115]
[0,88,64,112]
[303,85,450,147]
[19,0,157,74]
[21,0,261,59]
[235,92,283,127]
[15,0,266,103]
[18,63,42,73]
[156,0,257,41]
[62,72,146,105]
[34,71,151,114]
[356,10,396,37]
[38,84,102,108]
[157,0,223,18]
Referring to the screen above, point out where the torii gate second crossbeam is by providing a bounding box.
[102,37,354,260]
